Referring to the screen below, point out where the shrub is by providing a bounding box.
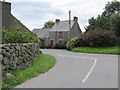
[78,30,118,47]
[66,30,118,50]
[79,30,118,47]
[54,43,66,49]
[66,37,79,50]
[2,25,40,44]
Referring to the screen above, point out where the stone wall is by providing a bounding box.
[0,43,42,71]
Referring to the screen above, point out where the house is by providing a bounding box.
[33,28,50,48]
[49,17,82,47]
[33,16,82,48]
[0,1,29,31]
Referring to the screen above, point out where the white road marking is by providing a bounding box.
[56,53,98,83]
[81,58,97,83]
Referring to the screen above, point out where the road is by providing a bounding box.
[16,49,118,88]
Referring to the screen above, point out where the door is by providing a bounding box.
[40,40,44,48]
[50,40,54,47]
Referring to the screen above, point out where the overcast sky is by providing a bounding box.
[6,0,117,32]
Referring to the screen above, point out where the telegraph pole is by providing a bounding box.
[68,10,71,39]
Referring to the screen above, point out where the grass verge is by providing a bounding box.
[2,54,56,89]
[72,46,120,55]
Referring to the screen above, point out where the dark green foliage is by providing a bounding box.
[109,13,120,37]
[43,21,55,29]
[78,30,118,47]
[54,43,67,49]
[67,30,118,50]
[2,25,40,44]
[102,1,120,17]
[85,15,111,31]
[85,1,120,37]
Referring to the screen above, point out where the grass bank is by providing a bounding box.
[72,46,120,55]
[2,54,56,89]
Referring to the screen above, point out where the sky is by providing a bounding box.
[5,0,118,32]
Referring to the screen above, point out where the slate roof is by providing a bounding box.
[50,20,74,31]
[32,20,75,39]
[33,28,50,39]
[32,29,41,34]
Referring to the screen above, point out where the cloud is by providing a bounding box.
[11,2,64,30]
[7,0,120,32]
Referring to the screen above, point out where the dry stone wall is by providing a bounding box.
[0,43,42,71]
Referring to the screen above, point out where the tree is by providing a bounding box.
[95,15,111,30]
[43,21,55,29]
[109,13,120,37]
[85,1,120,37]
[85,17,96,31]
[102,0,120,17]
[85,15,111,32]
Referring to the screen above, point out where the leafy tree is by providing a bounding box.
[43,21,55,29]
[85,15,111,31]
[85,0,120,37]
[109,13,120,37]
[95,15,111,30]
[102,0,120,16]
[85,17,96,31]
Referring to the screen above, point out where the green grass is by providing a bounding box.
[72,46,120,55]
[2,54,56,89]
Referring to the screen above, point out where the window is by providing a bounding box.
[59,40,63,44]
[50,40,54,47]
[59,32,63,38]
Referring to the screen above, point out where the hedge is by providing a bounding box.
[2,25,40,44]
[67,30,118,50]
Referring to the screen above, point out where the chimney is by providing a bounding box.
[73,16,78,22]
[2,1,11,14]
[2,1,11,28]
[55,19,60,23]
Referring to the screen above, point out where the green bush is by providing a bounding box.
[54,43,66,49]
[66,37,79,50]
[78,30,118,47]
[67,30,118,50]
[2,25,40,44]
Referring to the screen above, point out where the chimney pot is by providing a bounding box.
[55,19,60,23]
[73,16,78,22]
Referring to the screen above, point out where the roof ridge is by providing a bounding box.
[59,20,74,22]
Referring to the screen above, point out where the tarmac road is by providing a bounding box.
[15,49,118,88]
